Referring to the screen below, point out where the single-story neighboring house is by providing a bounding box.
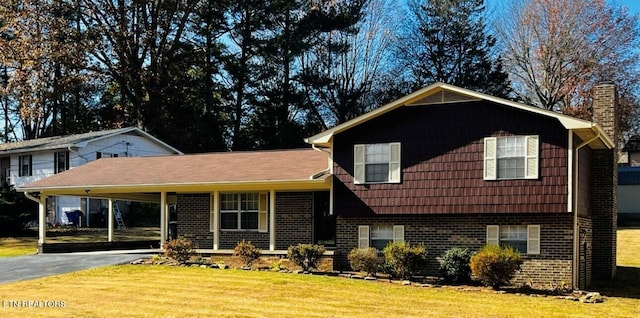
[19,82,618,289]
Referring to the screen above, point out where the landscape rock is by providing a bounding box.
[579,292,604,303]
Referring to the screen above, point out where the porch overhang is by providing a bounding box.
[19,176,332,202]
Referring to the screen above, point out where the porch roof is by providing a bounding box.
[18,148,331,200]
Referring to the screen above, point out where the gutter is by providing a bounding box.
[572,128,600,289]
[23,191,41,203]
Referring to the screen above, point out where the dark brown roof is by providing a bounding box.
[20,148,328,190]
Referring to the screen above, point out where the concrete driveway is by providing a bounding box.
[0,251,153,284]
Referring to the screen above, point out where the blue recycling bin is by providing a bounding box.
[65,210,83,227]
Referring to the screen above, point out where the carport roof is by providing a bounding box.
[18,148,330,197]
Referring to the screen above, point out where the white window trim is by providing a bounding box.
[483,135,539,180]
[218,193,265,231]
[358,224,404,249]
[354,142,401,184]
[486,224,540,255]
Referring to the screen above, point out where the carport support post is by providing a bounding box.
[160,192,168,244]
[108,199,114,242]
[38,195,47,247]
[269,189,275,251]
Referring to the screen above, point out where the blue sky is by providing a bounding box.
[486,0,640,16]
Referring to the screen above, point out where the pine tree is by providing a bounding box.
[398,0,511,97]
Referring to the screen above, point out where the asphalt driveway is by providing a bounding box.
[0,252,152,284]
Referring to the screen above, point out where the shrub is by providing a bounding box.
[233,240,261,267]
[163,237,194,264]
[470,244,523,289]
[287,244,326,271]
[348,247,379,276]
[383,242,428,280]
[439,247,474,283]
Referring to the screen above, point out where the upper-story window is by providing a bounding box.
[54,151,70,174]
[18,155,32,177]
[354,143,401,184]
[484,136,539,180]
[96,152,118,159]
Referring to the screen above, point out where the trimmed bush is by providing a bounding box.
[163,237,194,264]
[348,247,379,276]
[287,244,325,271]
[383,242,428,280]
[470,244,523,289]
[233,240,261,267]
[439,247,474,283]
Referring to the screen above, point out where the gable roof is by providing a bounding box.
[19,148,330,199]
[305,82,613,149]
[0,127,182,155]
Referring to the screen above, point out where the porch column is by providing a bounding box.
[107,199,114,242]
[212,191,219,250]
[269,189,276,251]
[160,191,168,243]
[38,195,47,247]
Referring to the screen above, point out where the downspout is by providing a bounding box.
[311,144,334,215]
[572,128,600,289]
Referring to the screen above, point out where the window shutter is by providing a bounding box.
[525,136,539,179]
[393,225,404,242]
[484,137,497,180]
[527,225,540,254]
[354,145,365,184]
[486,225,499,245]
[29,155,32,176]
[258,192,268,232]
[388,143,401,183]
[358,225,369,248]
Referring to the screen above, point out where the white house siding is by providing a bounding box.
[5,129,180,225]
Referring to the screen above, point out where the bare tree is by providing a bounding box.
[497,0,640,118]
[302,0,398,127]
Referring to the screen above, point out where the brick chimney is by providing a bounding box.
[590,82,618,281]
[592,82,618,144]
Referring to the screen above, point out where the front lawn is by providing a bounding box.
[0,237,37,257]
[0,228,638,317]
[0,265,639,318]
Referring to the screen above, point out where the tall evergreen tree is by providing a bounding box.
[397,0,510,97]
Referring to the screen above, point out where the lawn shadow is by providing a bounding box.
[591,266,640,299]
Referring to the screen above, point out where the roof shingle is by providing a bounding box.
[21,148,329,190]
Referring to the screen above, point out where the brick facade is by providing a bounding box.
[177,194,213,248]
[590,83,618,281]
[336,213,575,288]
[176,192,314,250]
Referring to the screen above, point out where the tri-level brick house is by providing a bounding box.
[19,82,618,289]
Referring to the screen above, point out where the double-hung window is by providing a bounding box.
[484,135,539,180]
[354,143,401,184]
[486,225,540,254]
[18,155,32,177]
[54,151,69,174]
[219,193,268,231]
[358,224,404,250]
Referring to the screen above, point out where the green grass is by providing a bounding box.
[617,227,640,267]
